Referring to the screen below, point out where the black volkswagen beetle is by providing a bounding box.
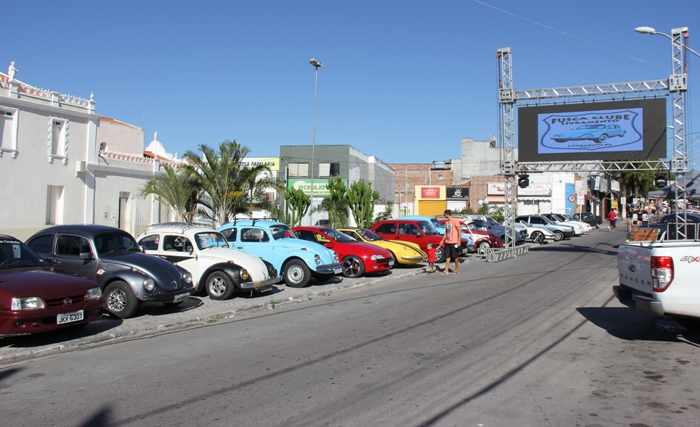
[26,225,194,319]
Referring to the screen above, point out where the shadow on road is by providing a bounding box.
[577,306,700,345]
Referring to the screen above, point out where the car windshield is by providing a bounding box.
[428,219,443,230]
[0,238,47,269]
[321,228,356,243]
[577,124,606,130]
[271,224,296,240]
[195,232,230,250]
[94,232,141,256]
[540,216,554,225]
[357,229,383,241]
[470,219,489,229]
[416,221,440,235]
[552,214,566,221]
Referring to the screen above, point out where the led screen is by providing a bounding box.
[518,98,667,162]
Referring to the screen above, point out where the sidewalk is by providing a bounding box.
[0,266,437,366]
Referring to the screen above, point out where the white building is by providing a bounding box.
[0,61,178,240]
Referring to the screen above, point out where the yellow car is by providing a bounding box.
[338,228,427,266]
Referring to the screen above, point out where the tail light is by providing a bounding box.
[651,256,674,292]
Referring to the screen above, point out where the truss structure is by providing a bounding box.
[489,28,692,261]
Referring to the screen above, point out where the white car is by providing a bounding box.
[513,221,556,244]
[558,213,594,232]
[542,214,588,235]
[137,223,279,300]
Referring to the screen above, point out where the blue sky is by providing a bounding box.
[5,0,700,165]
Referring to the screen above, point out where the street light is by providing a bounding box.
[634,26,700,58]
[309,58,323,225]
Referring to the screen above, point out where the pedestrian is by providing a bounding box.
[607,209,617,231]
[440,209,461,275]
[425,243,437,273]
[629,210,638,232]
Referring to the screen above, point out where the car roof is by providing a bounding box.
[144,223,217,234]
[33,224,128,237]
[220,219,282,228]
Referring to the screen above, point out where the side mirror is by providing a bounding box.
[79,251,94,260]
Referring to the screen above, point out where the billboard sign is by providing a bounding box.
[518,99,667,161]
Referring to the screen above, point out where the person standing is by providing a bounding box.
[607,209,617,231]
[425,243,437,273]
[440,209,461,275]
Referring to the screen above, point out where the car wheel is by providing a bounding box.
[595,224,600,229]
[478,241,491,250]
[284,260,311,288]
[553,230,564,241]
[434,246,445,263]
[554,139,566,143]
[206,271,235,300]
[531,231,545,244]
[342,255,365,278]
[597,134,608,143]
[104,281,138,319]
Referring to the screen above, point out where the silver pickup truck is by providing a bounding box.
[614,240,700,329]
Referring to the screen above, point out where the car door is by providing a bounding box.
[235,227,274,264]
[53,234,98,282]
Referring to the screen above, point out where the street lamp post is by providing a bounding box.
[309,58,323,225]
[634,27,700,58]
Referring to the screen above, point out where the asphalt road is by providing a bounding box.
[2,230,700,427]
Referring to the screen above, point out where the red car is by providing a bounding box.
[370,219,469,262]
[437,217,503,251]
[292,226,394,278]
[0,235,104,337]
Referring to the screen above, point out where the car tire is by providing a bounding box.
[434,246,445,263]
[478,241,491,250]
[531,231,545,244]
[342,255,365,278]
[553,230,564,241]
[595,224,600,229]
[206,271,235,300]
[284,260,311,288]
[104,281,138,319]
[597,134,608,143]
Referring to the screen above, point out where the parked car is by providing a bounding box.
[400,215,474,251]
[337,227,427,266]
[551,124,626,143]
[218,219,342,287]
[513,221,556,244]
[26,225,194,319]
[0,235,104,337]
[137,223,278,300]
[293,226,394,278]
[436,216,502,251]
[634,213,700,240]
[541,213,588,235]
[460,214,527,246]
[370,219,469,261]
[514,215,575,242]
[572,212,602,229]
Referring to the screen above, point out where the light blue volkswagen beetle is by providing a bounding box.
[218,219,342,288]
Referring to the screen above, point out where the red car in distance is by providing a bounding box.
[292,226,394,278]
[0,235,104,337]
[370,218,469,262]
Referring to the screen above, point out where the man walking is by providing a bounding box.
[440,209,461,275]
[607,209,617,231]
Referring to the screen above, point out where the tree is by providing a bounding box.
[138,164,198,222]
[617,170,656,199]
[347,179,379,228]
[181,140,284,227]
[273,187,310,227]
[313,175,349,228]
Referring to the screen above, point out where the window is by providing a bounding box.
[46,185,64,225]
[0,107,18,157]
[26,235,54,255]
[56,235,90,257]
[319,162,340,177]
[49,118,68,162]
[138,235,160,251]
[288,163,309,177]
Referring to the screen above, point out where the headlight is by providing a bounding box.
[333,252,339,263]
[87,287,102,301]
[182,271,193,284]
[314,254,321,265]
[144,278,155,292]
[11,296,45,310]
[370,254,385,260]
[240,269,249,281]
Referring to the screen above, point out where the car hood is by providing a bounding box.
[336,241,392,258]
[199,247,271,279]
[273,238,338,260]
[0,268,97,298]
[101,252,183,288]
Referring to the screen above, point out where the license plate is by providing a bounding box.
[173,292,190,303]
[57,310,84,325]
[333,267,342,274]
[388,259,395,267]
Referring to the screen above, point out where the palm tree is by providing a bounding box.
[182,140,285,227]
[138,164,198,222]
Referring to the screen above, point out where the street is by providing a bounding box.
[2,230,699,427]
